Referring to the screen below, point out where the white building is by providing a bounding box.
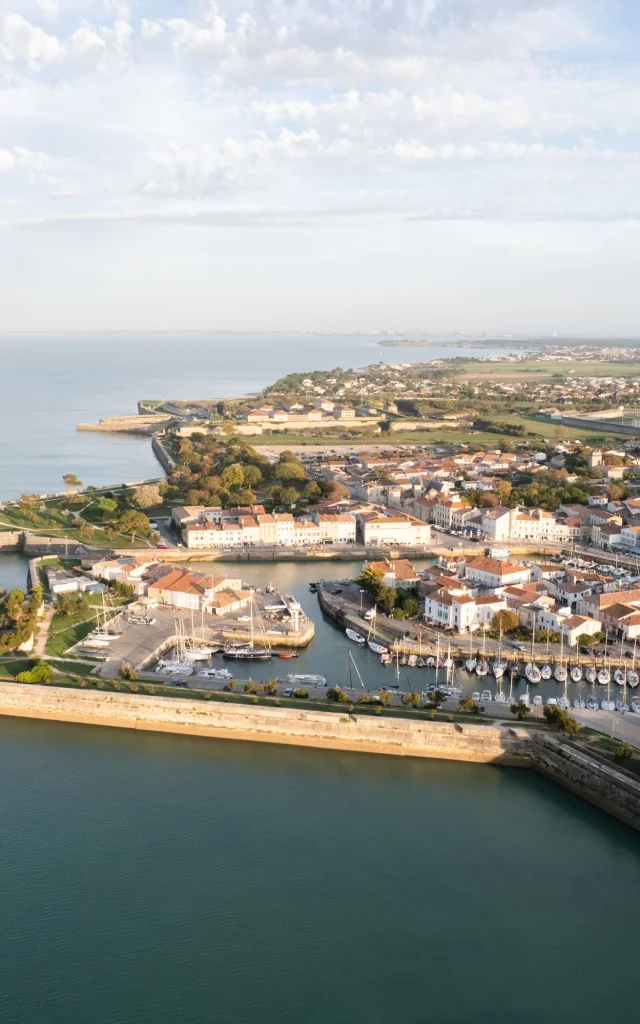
[464,556,531,589]
[358,510,431,547]
[424,590,506,633]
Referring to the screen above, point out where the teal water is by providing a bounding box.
[0,334,507,499]
[0,716,637,1024]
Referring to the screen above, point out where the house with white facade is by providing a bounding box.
[464,556,532,589]
[423,589,506,633]
[364,559,420,590]
[358,509,431,547]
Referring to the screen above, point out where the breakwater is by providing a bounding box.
[0,682,528,763]
[0,682,638,829]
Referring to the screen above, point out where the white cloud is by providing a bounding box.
[0,1,638,330]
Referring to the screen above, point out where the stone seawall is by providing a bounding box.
[0,531,22,552]
[0,682,529,763]
[530,733,640,831]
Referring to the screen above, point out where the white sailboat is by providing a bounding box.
[156,620,195,675]
[614,638,626,685]
[366,607,388,655]
[541,629,552,681]
[525,619,541,684]
[554,633,567,683]
[628,639,639,688]
[475,628,488,677]
[346,628,365,645]
[465,629,477,674]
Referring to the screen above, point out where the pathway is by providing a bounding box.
[33,605,55,658]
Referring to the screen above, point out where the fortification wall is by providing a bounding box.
[0,682,528,764]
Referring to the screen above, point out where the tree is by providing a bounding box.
[459,696,479,714]
[132,484,162,508]
[427,689,446,710]
[97,497,118,516]
[510,702,531,721]
[242,464,262,488]
[277,461,306,482]
[117,509,151,542]
[63,473,83,491]
[56,592,90,617]
[221,464,245,489]
[356,566,386,602]
[402,692,421,707]
[280,486,300,506]
[490,609,520,634]
[494,480,513,503]
[119,661,138,681]
[543,706,580,733]
[327,686,349,703]
[607,483,625,501]
[378,689,392,706]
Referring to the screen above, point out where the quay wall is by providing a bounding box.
[530,732,640,832]
[0,682,528,764]
[0,531,22,552]
[151,435,175,474]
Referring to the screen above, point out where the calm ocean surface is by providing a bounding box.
[1,715,638,1024]
[0,333,503,499]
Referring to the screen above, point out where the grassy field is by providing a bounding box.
[458,359,640,380]
[45,595,128,657]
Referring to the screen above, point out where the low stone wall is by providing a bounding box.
[151,435,175,474]
[530,733,640,831]
[0,682,529,764]
[0,531,22,551]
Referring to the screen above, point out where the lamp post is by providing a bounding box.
[359,589,364,614]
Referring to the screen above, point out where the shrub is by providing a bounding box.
[119,661,138,681]
[293,688,309,699]
[543,706,580,733]
[510,702,531,721]
[327,687,349,704]
[16,659,53,684]
[614,742,633,762]
[458,696,479,714]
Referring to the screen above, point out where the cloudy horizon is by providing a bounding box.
[1,0,639,333]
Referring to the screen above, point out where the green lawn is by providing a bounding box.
[459,359,640,380]
[45,595,129,657]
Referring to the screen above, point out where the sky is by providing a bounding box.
[0,0,639,334]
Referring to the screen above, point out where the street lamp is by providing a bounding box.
[359,589,364,614]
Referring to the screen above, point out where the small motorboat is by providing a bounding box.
[541,664,552,680]
[408,655,418,668]
[597,667,610,685]
[613,668,626,686]
[381,652,392,665]
[545,697,558,707]
[400,654,408,667]
[426,657,436,668]
[493,691,507,704]
[417,657,425,668]
[472,691,481,701]
[616,700,629,713]
[278,651,294,659]
[585,666,597,684]
[519,692,530,706]
[586,695,599,710]
[631,697,640,713]
[554,664,567,683]
[601,698,615,711]
[198,667,232,679]
[532,695,543,707]
[570,666,583,683]
[346,629,365,645]
[573,696,586,709]
[557,696,570,710]
[465,658,477,673]
[368,640,387,655]
[627,671,639,688]
[287,673,327,686]
[480,690,492,702]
